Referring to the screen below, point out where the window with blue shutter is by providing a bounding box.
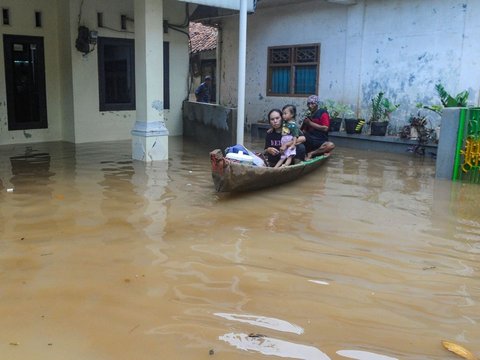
[267,44,320,96]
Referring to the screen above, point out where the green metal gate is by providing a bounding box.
[453,108,480,183]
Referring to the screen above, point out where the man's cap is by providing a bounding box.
[307,95,319,105]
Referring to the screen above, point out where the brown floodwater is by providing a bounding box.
[0,137,479,360]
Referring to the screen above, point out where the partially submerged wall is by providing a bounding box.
[0,0,64,144]
[0,0,190,146]
[182,101,237,151]
[69,0,190,143]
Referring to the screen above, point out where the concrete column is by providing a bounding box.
[435,108,462,180]
[132,0,168,161]
[344,0,366,112]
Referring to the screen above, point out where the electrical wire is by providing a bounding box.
[168,24,190,37]
[78,0,85,27]
[168,3,189,28]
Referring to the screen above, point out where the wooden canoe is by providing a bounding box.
[209,149,331,192]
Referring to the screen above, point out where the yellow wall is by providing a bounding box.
[0,0,190,145]
[0,0,63,144]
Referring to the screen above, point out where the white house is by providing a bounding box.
[3,0,480,156]
[197,0,480,130]
[0,0,192,160]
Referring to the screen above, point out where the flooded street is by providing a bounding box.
[0,137,479,360]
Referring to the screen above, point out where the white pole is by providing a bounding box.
[236,0,247,145]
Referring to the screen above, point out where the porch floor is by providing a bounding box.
[328,132,437,156]
[249,123,437,156]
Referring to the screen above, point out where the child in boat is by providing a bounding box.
[275,124,296,167]
[274,105,301,167]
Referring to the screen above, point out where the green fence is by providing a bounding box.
[453,108,480,183]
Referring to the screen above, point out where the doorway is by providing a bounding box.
[3,35,48,130]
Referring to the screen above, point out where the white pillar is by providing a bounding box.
[236,0,247,145]
[132,0,169,161]
[435,108,462,180]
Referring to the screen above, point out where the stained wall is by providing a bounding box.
[218,0,480,129]
[0,0,64,144]
[0,0,190,145]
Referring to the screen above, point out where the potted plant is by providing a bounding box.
[399,112,437,155]
[325,100,351,132]
[343,107,364,134]
[369,92,399,136]
[416,83,469,142]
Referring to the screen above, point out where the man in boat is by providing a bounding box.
[300,95,335,159]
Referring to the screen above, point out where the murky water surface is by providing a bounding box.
[0,138,479,360]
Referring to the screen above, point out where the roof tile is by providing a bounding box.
[189,22,218,54]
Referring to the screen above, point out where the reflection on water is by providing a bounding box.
[219,332,330,360]
[337,350,398,360]
[214,313,304,334]
[0,137,479,360]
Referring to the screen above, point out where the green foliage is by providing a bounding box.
[325,100,339,117]
[435,83,469,107]
[300,108,312,119]
[298,108,312,127]
[417,83,469,115]
[370,92,400,123]
[416,102,443,115]
[325,100,354,118]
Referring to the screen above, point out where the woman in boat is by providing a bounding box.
[300,95,335,159]
[264,108,306,167]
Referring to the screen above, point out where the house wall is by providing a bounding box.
[0,0,64,145]
[68,0,189,143]
[165,3,191,137]
[68,0,135,143]
[358,0,480,130]
[0,0,190,145]
[218,0,480,129]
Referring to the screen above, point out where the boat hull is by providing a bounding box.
[210,149,330,192]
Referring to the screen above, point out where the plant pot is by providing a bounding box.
[370,121,388,136]
[435,126,440,143]
[345,118,363,134]
[410,127,418,140]
[329,117,342,132]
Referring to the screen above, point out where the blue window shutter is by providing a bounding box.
[295,66,316,94]
[271,67,290,94]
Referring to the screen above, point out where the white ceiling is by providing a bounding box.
[257,0,314,8]
[256,0,356,9]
